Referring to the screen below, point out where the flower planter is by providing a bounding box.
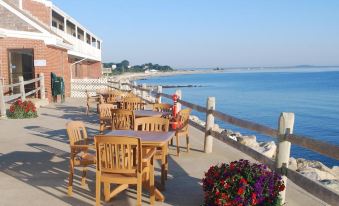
[202,159,285,206]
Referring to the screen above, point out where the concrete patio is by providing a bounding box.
[0,98,328,205]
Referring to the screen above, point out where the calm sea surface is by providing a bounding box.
[138,68,339,167]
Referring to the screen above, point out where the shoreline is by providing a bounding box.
[110,66,339,82]
[110,69,224,81]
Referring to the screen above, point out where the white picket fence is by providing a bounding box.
[71,78,119,98]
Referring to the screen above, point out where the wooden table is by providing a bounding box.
[105,130,175,201]
[134,110,171,118]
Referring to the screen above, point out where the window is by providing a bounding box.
[52,20,57,28]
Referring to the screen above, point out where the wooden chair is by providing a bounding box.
[152,103,172,113]
[123,91,137,98]
[86,90,100,115]
[121,97,145,111]
[98,104,115,133]
[111,109,135,130]
[66,121,95,196]
[173,108,191,156]
[95,135,156,206]
[134,117,170,187]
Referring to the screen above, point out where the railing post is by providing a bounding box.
[204,97,215,153]
[133,81,137,94]
[39,73,46,99]
[0,80,6,118]
[118,80,122,90]
[19,76,25,101]
[175,89,182,111]
[142,83,147,99]
[276,112,294,204]
[157,85,162,103]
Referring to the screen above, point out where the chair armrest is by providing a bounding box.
[142,147,156,162]
[71,145,95,150]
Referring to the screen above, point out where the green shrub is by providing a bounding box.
[8,99,38,119]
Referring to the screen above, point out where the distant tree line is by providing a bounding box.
[103,60,174,74]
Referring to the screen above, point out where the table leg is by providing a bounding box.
[161,144,168,189]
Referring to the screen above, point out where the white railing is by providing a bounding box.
[0,73,46,118]
[51,27,101,61]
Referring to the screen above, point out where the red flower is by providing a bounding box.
[251,193,257,205]
[230,163,235,170]
[240,178,247,184]
[237,187,245,195]
[215,190,220,196]
[279,184,285,191]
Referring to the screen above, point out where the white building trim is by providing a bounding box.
[0,28,72,50]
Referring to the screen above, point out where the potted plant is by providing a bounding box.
[202,159,285,206]
[8,99,38,119]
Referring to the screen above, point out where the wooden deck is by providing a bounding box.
[0,98,328,205]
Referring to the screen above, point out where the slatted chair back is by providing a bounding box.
[178,108,191,132]
[134,117,169,132]
[122,97,145,110]
[66,121,88,148]
[95,135,141,174]
[111,109,134,130]
[98,95,105,104]
[123,92,137,98]
[107,90,121,103]
[153,103,172,113]
[99,104,115,120]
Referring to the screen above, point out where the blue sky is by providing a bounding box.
[53,0,339,68]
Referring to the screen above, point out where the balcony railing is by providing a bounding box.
[51,27,101,61]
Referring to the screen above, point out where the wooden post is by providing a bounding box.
[133,81,137,94]
[142,83,147,99]
[157,85,162,103]
[19,76,25,101]
[39,73,46,99]
[204,97,215,153]
[175,89,182,112]
[118,80,122,90]
[276,112,295,204]
[0,80,6,118]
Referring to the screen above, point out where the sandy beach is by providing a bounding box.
[110,69,225,81]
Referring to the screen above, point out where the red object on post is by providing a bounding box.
[171,94,179,129]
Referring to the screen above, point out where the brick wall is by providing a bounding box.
[71,60,102,79]
[0,37,70,101]
[0,4,39,32]
[22,0,51,26]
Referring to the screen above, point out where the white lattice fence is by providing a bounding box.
[71,78,111,98]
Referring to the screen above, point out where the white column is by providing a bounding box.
[64,17,67,32]
[204,97,215,153]
[276,112,294,204]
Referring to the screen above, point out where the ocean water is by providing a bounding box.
[138,68,339,167]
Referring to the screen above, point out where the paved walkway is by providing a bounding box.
[0,99,328,205]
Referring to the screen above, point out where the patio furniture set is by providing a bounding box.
[67,89,191,205]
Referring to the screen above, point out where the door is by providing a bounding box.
[8,49,35,95]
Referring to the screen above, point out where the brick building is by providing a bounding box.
[0,0,102,100]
